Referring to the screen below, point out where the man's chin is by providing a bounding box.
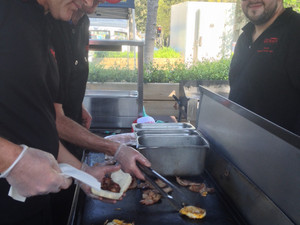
[249,15,271,25]
[58,11,74,21]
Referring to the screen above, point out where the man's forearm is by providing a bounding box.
[0,137,22,173]
[57,141,82,169]
[54,103,119,156]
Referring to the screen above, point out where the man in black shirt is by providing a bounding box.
[228,0,300,135]
[50,0,149,179]
[50,1,151,224]
[0,0,122,224]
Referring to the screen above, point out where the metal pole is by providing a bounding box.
[137,44,144,117]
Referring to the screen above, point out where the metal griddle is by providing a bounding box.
[68,86,300,225]
[68,152,246,225]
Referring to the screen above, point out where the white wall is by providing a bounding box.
[170,2,236,63]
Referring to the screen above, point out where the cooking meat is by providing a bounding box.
[188,183,208,196]
[176,176,214,196]
[128,177,137,190]
[155,179,167,188]
[102,177,121,193]
[137,181,152,189]
[138,179,169,189]
[91,169,132,200]
[138,179,172,205]
[188,183,205,192]
[176,176,203,186]
[140,189,162,205]
[162,186,173,194]
[189,184,215,196]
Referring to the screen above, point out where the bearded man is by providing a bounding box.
[228,0,300,135]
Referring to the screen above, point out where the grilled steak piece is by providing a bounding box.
[140,189,161,205]
[102,177,121,193]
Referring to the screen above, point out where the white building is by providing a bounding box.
[170,2,236,63]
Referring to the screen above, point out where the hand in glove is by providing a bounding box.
[2,145,72,197]
[80,163,121,202]
[105,133,136,146]
[114,144,151,180]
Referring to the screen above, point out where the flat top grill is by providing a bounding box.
[69,86,300,225]
[69,151,246,225]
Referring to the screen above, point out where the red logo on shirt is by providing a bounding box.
[85,45,89,52]
[50,48,56,59]
[264,37,278,44]
[257,37,278,53]
[257,47,273,53]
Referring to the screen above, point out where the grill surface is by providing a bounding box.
[69,86,300,225]
[69,151,246,225]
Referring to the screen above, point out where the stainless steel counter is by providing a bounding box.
[89,40,144,117]
[196,86,300,225]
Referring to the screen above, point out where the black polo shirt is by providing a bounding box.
[0,0,59,223]
[229,8,300,135]
[50,15,90,123]
[50,15,90,159]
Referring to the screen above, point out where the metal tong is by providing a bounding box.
[137,162,192,211]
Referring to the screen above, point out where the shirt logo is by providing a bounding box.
[264,37,278,44]
[257,37,278,53]
[50,48,56,59]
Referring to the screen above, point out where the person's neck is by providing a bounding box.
[36,0,49,13]
[252,6,285,42]
[71,11,85,25]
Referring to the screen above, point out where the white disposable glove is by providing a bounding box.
[0,145,72,198]
[105,133,137,146]
[80,163,121,201]
[114,144,151,180]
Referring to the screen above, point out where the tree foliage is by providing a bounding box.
[284,0,300,12]
[136,0,300,37]
[156,0,182,41]
[134,0,300,64]
[135,0,148,33]
[88,58,231,83]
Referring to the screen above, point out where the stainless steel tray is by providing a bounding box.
[136,134,207,148]
[83,90,138,128]
[136,129,200,136]
[132,122,195,131]
[139,145,208,176]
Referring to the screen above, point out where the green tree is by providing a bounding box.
[135,0,148,33]
[284,0,300,12]
[157,0,183,45]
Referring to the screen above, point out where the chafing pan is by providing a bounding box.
[132,122,195,131]
[136,129,200,136]
[136,134,207,148]
[139,145,208,176]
